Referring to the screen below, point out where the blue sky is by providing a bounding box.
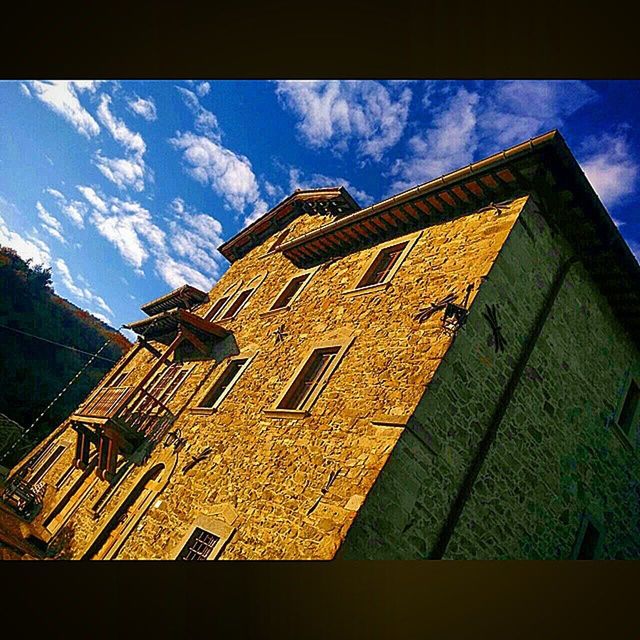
[0,80,638,338]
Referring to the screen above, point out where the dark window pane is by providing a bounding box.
[179,527,220,560]
[618,380,640,436]
[357,243,407,288]
[206,295,230,321]
[200,359,248,408]
[219,289,254,320]
[30,445,66,483]
[271,275,308,310]
[279,347,340,410]
[577,521,601,559]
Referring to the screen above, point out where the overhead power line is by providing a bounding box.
[0,322,118,363]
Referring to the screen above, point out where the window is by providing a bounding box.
[178,527,221,560]
[218,288,255,320]
[573,516,603,559]
[205,295,231,321]
[30,445,66,484]
[617,379,640,437]
[356,242,407,289]
[111,370,130,387]
[198,358,250,409]
[148,364,190,403]
[278,346,340,411]
[270,274,309,311]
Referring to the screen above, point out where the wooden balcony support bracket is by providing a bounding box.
[139,338,162,359]
[178,326,209,356]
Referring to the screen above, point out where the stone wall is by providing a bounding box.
[18,197,527,559]
[340,199,640,559]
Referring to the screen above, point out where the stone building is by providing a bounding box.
[1,130,639,560]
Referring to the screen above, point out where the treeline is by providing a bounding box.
[0,246,130,467]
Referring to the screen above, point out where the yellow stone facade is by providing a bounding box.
[3,194,528,560]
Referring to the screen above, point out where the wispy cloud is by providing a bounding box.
[478,80,598,151]
[94,94,150,192]
[128,95,158,121]
[176,87,220,138]
[0,207,52,268]
[45,187,87,228]
[579,130,639,208]
[275,80,412,161]
[97,94,146,155]
[390,80,599,194]
[391,87,479,192]
[170,132,267,224]
[196,82,210,97]
[93,153,148,192]
[76,186,225,290]
[54,257,113,316]
[25,81,101,138]
[36,202,66,243]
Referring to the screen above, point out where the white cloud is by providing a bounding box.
[196,82,210,97]
[478,80,598,150]
[177,87,220,138]
[26,81,100,138]
[170,132,267,223]
[46,187,87,227]
[0,213,51,267]
[76,185,107,213]
[76,187,225,291]
[389,80,599,195]
[275,80,412,161]
[54,257,113,316]
[128,95,158,121]
[94,152,147,192]
[165,197,226,286]
[19,83,31,97]
[580,132,639,208]
[36,202,66,243]
[288,167,375,207]
[96,94,146,155]
[391,87,480,192]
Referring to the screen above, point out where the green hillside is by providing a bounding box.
[0,246,130,467]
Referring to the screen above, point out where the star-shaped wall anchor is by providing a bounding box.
[274,324,288,344]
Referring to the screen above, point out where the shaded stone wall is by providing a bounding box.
[18,197,526,559]
[340,199,640,559]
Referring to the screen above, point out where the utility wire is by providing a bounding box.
[0,322,117,363]
[0,338,113,464]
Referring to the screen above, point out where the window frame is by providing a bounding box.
[613,376,640,449]
[172,516,235,561]
[216,273,267,321]
[570,513,605,560]
[343,231,421,298]
[204,282,243,322]
[265,334,355,419]
[262,267,318,316]
[192,352,257,414]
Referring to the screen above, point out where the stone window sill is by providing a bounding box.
[370,413,410,427]
[611,420,637,453]
[263,408,310,420]
[190,407,217,416]
[342,281,391,299]
[259,307,289,318]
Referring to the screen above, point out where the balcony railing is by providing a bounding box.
[73,385,175,445]
[2,475,46,518]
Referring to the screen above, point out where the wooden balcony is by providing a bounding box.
[71,385,176,454]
